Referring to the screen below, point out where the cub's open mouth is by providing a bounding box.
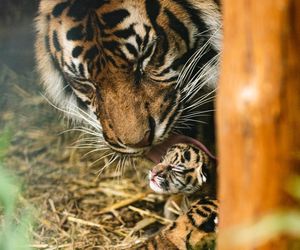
[146,134,216,164]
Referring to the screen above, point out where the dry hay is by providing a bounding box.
[1,64,170,249]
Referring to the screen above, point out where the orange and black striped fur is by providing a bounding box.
[35,2,221,249]
[149,143,216,196]
[146,143,217,249]
[141,198,218,250]
[35,0,221,156]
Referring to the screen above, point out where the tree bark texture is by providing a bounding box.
[217,0,300,249]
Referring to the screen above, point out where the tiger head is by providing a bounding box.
[35,0,221,156]
[149,143,213,194]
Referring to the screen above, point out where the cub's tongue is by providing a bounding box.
[146,134,216,164]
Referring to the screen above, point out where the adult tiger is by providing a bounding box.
[35,0,221,156]
[35,1,221,248]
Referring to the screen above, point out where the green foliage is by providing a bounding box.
[0,127,32,250]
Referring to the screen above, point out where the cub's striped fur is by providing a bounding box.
[149,143,216,196]
[141,198,218,250]
[146,143,217,249]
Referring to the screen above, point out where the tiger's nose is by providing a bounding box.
[126,116,156,148]
[128,130,152,148]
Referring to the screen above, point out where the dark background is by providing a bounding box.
[0,0,38,72]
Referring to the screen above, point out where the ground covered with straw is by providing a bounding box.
[0,63,171,249]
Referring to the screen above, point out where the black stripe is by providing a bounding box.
[114,25,135,39]
[164,8,190,49]
[102,9,130,28]
[52,31,61,51]
[145,0,169,67]
[197,198,217,208]
[173,153,179,163]
[187,210,197,228]
[72,46,83,58]
[67,0,107,21]
[152,77,178,84]
[136,34,142,50]
[175,178,186,188]
[103,41,130,64]
[148,116,156,144]
[142,24,151,48]
[202,206,212,213]
[196,208,207,217]
[186,175,192,185]
[145,0,160,28]
[134,66,143,85]
[106,55,118,68]
[125,43,138,57]
[44,35,51,53]
[182,168,194,174]
[159,90,177,123]
[161,103,181,138]
[185,230,193,250]
[173,0,208,35]
[66,25,84,41]
[66,62,77,75]
[71,82,93,95]
[103,40,119,52]
[86,14,95,41]
[157,49,195,76]
[141,41,156,61]
[84,45,99,60]
[52,2,69,18]
[78,63,85,77]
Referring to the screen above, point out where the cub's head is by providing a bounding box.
[149,143,211,194]
[35,0,220,156]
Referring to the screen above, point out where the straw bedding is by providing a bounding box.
[1,64,169,249]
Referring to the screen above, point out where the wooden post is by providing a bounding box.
[217,0,300,249]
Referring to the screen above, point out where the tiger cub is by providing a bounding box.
[149,143,217,218]
[143,143,218,249]
[142,198,218,250]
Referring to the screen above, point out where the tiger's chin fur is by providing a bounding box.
[35,0,222,157]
